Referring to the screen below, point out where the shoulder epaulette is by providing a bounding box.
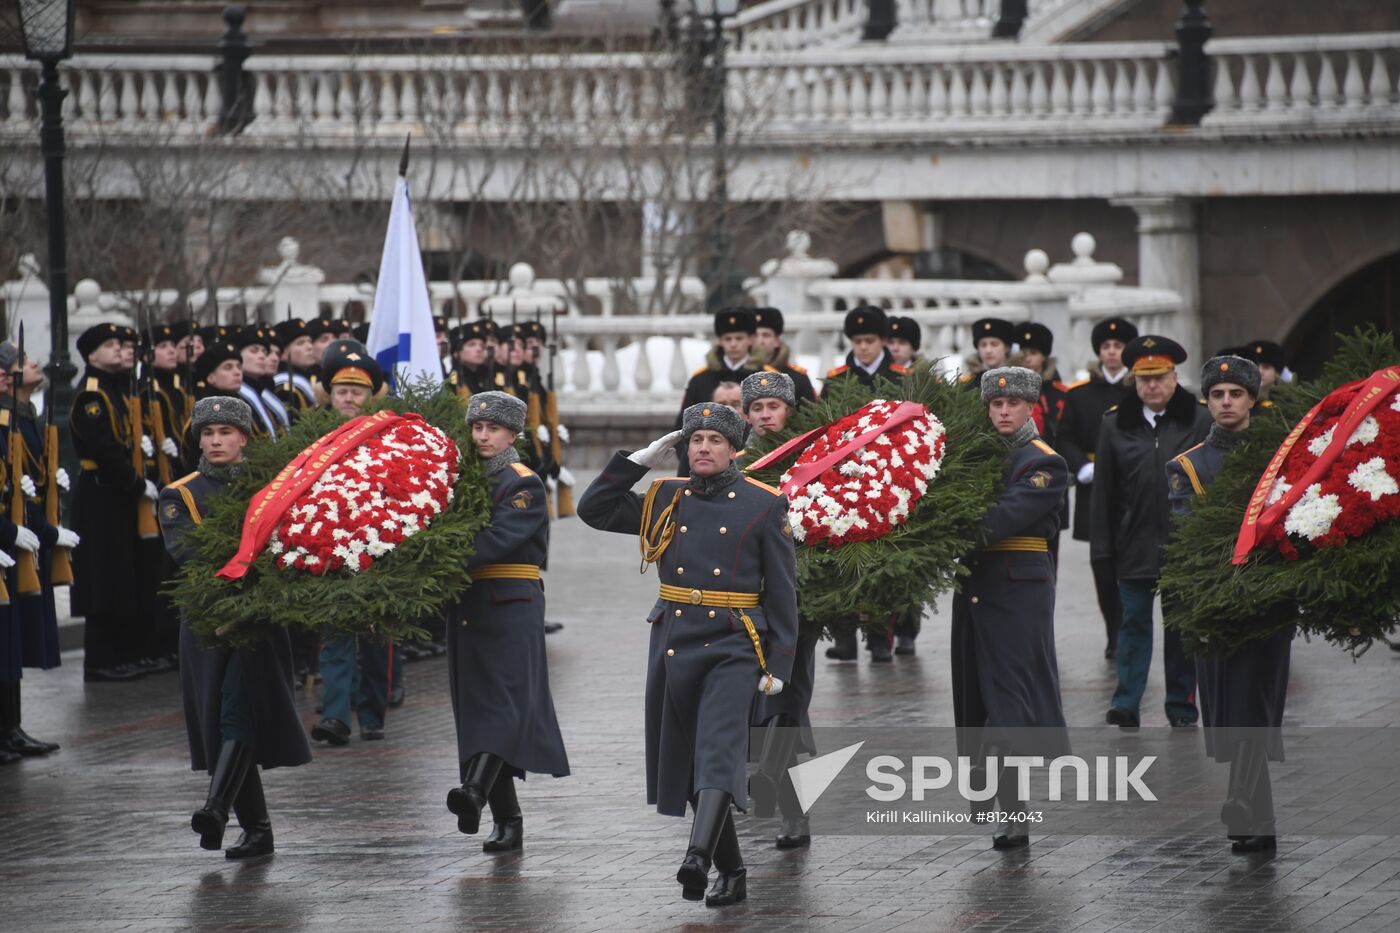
[1259,399,1274,408]
[734,449,747,460]
[494,372,506,387]
[1031,439,1057,457]
[84,376,99,392]
[166,470,200,491]
[762,365,779,373]
[692,365,709,377]
[1107,404,1119,412]
[788,363,808,374]
[825,365,848,378]
[510,462,534,478]
[0,410,9,428]
[1064,379,1089,390]
[744,476,781,496]
[958,373,974,383]
[1199,397,1208,405]
[889,364,907,375]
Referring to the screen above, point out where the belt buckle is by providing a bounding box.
[688,588,703,605]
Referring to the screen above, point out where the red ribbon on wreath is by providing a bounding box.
[1233,366,1400,564]
[217,411,410,580]
[746,400,929,498]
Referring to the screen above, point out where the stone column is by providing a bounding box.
[1112,197,1203,372]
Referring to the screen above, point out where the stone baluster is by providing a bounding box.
[337,73,356,122]
[1368,50,1391,105]
[848,65,868,118]
[1288,52,1314,110]
[989,64,1010,117]
[295,72,315,122]
[1263,55,1286,111]
[1153,59,1175,112]
[1049,60,1070,115]
[1111,59,1133,114]
[1211,54,1236,112]
[4,68,24,123]
[275,72,293,120]
[204,74,222,125]
[119,71,139,125]
[668,336,688,391]
[571,335,593,392]
[140,71,160,121]
[634,337,653,392]
[315,73,335,124]
[1132,58,1154,114]
[1315,51,1339,107]
[1069,60,1090,114]
[401,72,420,123]
[251,72,273,122]
[1342,52,1365,107]
[99,72,117,121]
[161,72,181,120]
[183,71,204,124]
[946,64,968,115]
[1090,60,1111,115]
[379,73,398,122]
[1238,55,1261,110]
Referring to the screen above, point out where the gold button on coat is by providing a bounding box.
[677,567,684,575]
[674,609,682,616]
[727,491,736,498]
[684,490,692,496]
[666,649,675,657]
[719,527,727,534]
[713,568,721,576]
[680,525,688,533]
[971,596,980,604]
[708,611,716,618]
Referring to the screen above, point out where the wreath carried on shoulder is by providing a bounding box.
[1161,327,1400,657]
[742,366,1005,635]
[166,381,491,646]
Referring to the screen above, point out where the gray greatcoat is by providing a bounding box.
[449,458,570,780]
[159,469,312,773]
[951,436,1071,760]
[578,453,799,816]
[1167,426,1292,763]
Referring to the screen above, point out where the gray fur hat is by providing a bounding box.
[191,395,253,437]
[740,371,795,412]
[980,366,1042,405]
[681,401,747,450]
[1200,355,1261,398]
[465,390,526,433]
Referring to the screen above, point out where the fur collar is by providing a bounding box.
[1114,385,1200,430]
[705,344,765,372]
[1009,352,1061,382]
[767,342,793,370]
[1087,360,1134,389]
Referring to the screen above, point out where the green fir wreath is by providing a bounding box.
[1160,327,1400,657]
[166,380,492,646]
[742,364,1005,636]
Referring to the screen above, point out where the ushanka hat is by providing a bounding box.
[1200,355,1261,398]
[681,400,747,449]
[191,395,253,437]
[466,390,526,433]
[740,371,795,412]
[77,322,134,358]
[192,340,242,382]
[970,317,1015,347]
[1091,317,1138,350]
[713,308,757,337]
[980,366,1042,405]
[843,304,888,339]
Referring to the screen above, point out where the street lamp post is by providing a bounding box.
[692,0,743,311]
[14,0,78,459]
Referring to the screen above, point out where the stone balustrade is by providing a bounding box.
[4,32,1398,146]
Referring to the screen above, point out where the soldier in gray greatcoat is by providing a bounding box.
[1166,355,1289,855]
[445,391,570,853]
[578,401,798,908]
[159,396,311,860]
[952,367,1071,850]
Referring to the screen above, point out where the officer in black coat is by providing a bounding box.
[159,396,311,859]
[445,391,570,852]
[1092,335,1211,728]
[1056,317,1138,659]
[447,320,499,400]
[271,318,319,418]
[1238,339,1288,399]
[680,309,765,413]
[752,308,817,403]
[821,305,906,398]
[1166,355,1289,854]
[579,402,798,908]
[70,323,160,682]
[952,366,1071,850]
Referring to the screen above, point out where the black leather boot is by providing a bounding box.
[750,715,799,819]
[705,810,747,907]
[1220,741,1268,838]
[774,769,810,849]
[482,774,523,852]
[991,768,1029,849]
[824,632,857,661]
[447,752,502,835]
[226,767,274,859]
[192,740,253,851]
[677,789,730,902]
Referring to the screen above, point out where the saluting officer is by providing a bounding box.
[161,396,311,859]
[70,323,160,683]
[822,305,906,397]
[1166,355,1289,854]
[1057,317,1138,659]
[444,391,570,853]
[952,366,1070,850]
[578,402,798,908]
[739,371,816,850]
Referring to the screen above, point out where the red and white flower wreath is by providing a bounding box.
[781,399,946,548]
[1262,383,1400,559]
[268,419,461,574]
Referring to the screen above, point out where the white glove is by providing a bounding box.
[140,435,154,458]
[627,429,684,470]
[13,526,39,553]
[536,424,550,444]
[758,674,785,696]
[55,527,80,548]
[143,480,159,500]
[546,477,558,494]
[161,437,179,458]
[0,551,14,569]
[557,465,576,487]
[557,424,570,444]
[55,468,70,492]
[1076,463,1094,485]
[19,475,36,498]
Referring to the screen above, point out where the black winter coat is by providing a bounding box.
[1089,386,1211,581]
[1057,368,1135,541]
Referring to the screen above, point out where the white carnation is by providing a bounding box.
[1283,483,1342,542]
[1347,457,1399,501]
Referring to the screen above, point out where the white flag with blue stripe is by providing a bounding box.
[366,175,440,393]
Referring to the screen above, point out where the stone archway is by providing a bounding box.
[1285,250,1400,378]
